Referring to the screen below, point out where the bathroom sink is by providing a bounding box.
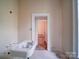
[9,41,37,58]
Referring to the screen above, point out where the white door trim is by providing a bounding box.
[32,13,51,51]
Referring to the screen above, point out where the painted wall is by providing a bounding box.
[62,0,73,53]
[18,0,63,50]
[0,0,73,56]
[78,0,79,58]
[18,0,73,53]
[0,0,18,53]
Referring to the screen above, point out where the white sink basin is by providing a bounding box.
[9,41,37,58]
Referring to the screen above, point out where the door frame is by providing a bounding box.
[72,0,78,58]
[32,13,51,51]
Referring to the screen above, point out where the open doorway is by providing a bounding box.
[36,17,47,50]
[32,13,50,51]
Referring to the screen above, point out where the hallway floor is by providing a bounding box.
[30,50,59,59]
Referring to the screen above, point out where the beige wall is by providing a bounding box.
[18,0,63,50]
[0,0,73,55]
[0,0,18,52]
[18,0,73,53]
[62,0,73,52]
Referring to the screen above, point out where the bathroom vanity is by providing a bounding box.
[9,41,37,59]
